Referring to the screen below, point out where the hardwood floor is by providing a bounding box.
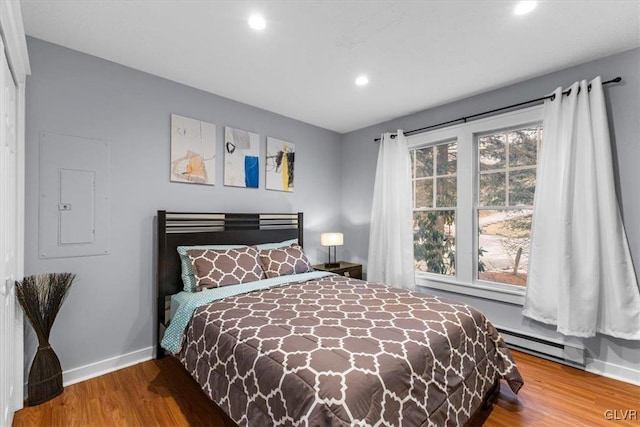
[13,351,640,426]
[475,351,640,426]
[13,356,235,427]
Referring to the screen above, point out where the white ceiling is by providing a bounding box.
[19,1,640,134]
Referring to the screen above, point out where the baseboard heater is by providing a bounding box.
[497,327,585,368]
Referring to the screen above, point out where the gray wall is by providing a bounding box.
[24,35,640,381]
[341,48,640,373]
[24,38,343,375]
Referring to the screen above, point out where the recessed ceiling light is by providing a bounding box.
[514,1,537,15]
[355,75,369,86]
[248,14,266,30]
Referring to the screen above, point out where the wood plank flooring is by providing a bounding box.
[13,351,640,426]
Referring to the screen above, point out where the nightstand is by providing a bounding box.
[312,261,362,279]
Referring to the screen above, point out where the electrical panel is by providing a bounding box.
[39,132,110,259]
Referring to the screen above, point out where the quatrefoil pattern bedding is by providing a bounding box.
[178,275,523,426]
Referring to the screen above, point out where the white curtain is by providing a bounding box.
[368,130,415,290]
[524,76,640,339]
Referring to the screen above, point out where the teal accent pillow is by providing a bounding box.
[177,244,245,292]
[254,238,299,251]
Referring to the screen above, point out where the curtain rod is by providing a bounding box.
[374,76,622,142]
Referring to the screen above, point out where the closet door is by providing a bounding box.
[0,40,18,427]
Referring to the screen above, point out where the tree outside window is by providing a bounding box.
[477,125,541,286]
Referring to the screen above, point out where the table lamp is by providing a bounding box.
[320,232,343,268]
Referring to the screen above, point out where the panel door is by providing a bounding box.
[0,42,18,427]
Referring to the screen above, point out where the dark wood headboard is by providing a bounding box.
[155,210,303,357]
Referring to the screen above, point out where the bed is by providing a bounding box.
[156,211,523,426]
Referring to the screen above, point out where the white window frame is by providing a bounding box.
[407,105,544,305]
[411,140,458,277]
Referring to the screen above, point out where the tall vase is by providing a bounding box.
[28,343,63,405]
[15,273,75,406]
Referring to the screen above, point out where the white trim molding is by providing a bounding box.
[586,358,640,387]
[0,2,29,424]
[62,346,155,387]
[23,347,156,399]
[12,79,25,418]
[0,1,30,82]
[416,276,525,305]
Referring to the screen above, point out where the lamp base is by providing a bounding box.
[324,262,340,268]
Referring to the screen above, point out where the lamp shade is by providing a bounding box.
[320,232,344,246]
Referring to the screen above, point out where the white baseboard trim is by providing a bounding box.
[586,358,640,386]
[62,346,155,387]
[24,346,155,399]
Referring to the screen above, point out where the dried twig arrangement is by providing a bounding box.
[16,273,76,406]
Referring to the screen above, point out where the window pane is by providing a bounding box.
[414,147,433,178]
[479,133,505,171]
[414,211,456,276]
[436,177,456,207]
[509,169,536,206]
[509,127,539,167]
[436,142,457,175]
[415,178,433,208]
[477,209,532,286]
[479,172,505,206]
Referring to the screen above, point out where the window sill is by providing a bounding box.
[415,273,525,306]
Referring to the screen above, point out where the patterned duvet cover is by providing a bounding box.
[177,275,523,426]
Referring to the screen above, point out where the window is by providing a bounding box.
[477,125,541,286]
[412,141,457,276]
[408,106,543,303]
